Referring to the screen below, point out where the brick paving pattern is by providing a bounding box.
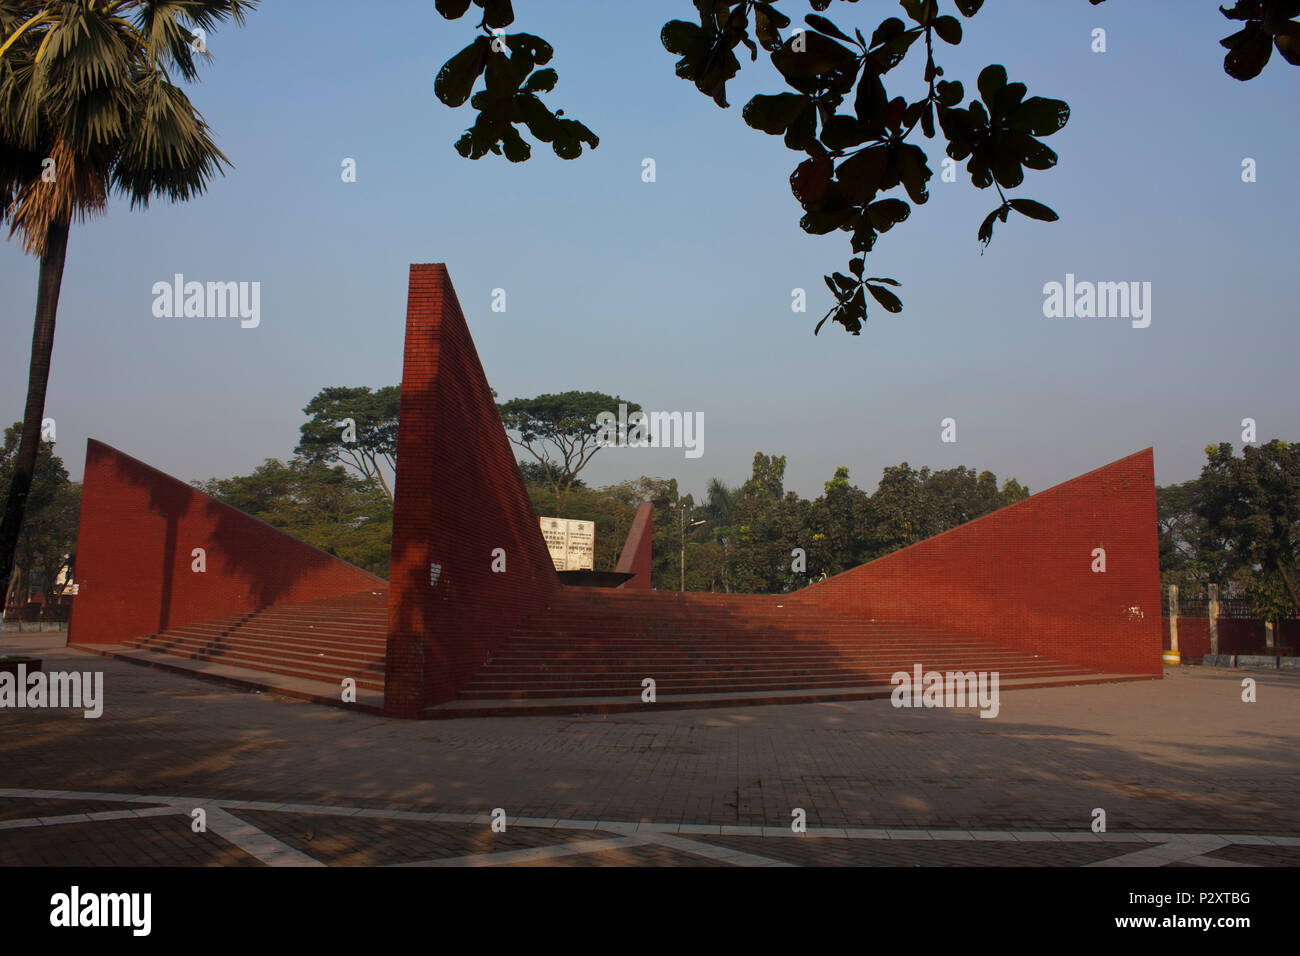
[233,811,623,866]
[1,817,261,867]
[692,834,1146,867]
[1,636,1297,866]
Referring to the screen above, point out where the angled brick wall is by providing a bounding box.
[793,449,1163,675]
[68,439,385,646]
[385,264,559,717]
[614,502,654,589]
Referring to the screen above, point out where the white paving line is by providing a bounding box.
[201,807,324,867]
[1086,836,1231,868]
[1183,855,1256,868]
[628,830,794,867]
[392,837,645,867]
[0,807,187,830]
[1,788,1294,862]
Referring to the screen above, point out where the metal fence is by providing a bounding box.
[1162,591,1296,620]
[0,620,68,633]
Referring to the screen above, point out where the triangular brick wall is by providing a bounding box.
[792,448,1163,675]
[384,264,560,717]
[614,502,653,589]
[68,439,386,646]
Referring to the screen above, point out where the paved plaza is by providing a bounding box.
[2,634,1297,866]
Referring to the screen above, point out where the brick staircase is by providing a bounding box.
[79,585,1153,717]
[429,587,1153,716]
[77,590,390,709]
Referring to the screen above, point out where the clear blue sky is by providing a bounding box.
[1,0,1296,500]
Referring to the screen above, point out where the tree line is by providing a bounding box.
[2,389,1295,626]
[207,388,1300,625]
[1158,440,1300,626]
[0,422,78,611]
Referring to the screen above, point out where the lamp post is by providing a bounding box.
[675,499,705,592]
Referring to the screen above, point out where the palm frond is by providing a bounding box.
[132,1,257,80]
[5,135,108,255]
[109,69,229,208]
[0,0,256,248]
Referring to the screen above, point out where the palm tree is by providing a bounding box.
[0,1,255,613]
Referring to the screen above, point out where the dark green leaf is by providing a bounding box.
[992,150,1023,189]
[773,31,858,79]
[518,93,558,141]
[976,64,1007,108]
[551,117,598,159]
[821,114,869,150]
[935,80,963,106]
[661,20,706,57]
[1008,198,1059,221]
[480,0,515,29]
[506,33,553,66]
[836,146,888,203]
[501,125,530,162]
[755,2,791,29]
[866,283,903,312]
[869,17,906,48]
[435,37,490,107]
[933,16,962,44]
[867,197,910,231]
[854,66,887,121]
[1014,134,1057,170]
[993,81,1026,116]
[1224,25,1274,80]
[870,29,920,73]
[524,68,558,93]
[897,145,931,204]
[977,207,999,246]
[790,154,834,209]
[742,93,808,134]
[800,206,855,234]
[1009,96,1069,136]
[435,0,474,19]
[754,3,790,51]
[1276,22,1300,65]
[848,286,866,328]
[899,0,927,25]
[806,14,854,43]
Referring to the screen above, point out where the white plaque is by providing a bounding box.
[539,516,595,571]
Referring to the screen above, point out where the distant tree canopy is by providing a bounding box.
[296,386,400,500]
[433,0,1298,335]
[196,458,392,578]
[1156,439,1300,624]
[498,391,640,496]
[1197,440,1299,624]
[519,450,1028,593]
[0,422,77,607]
